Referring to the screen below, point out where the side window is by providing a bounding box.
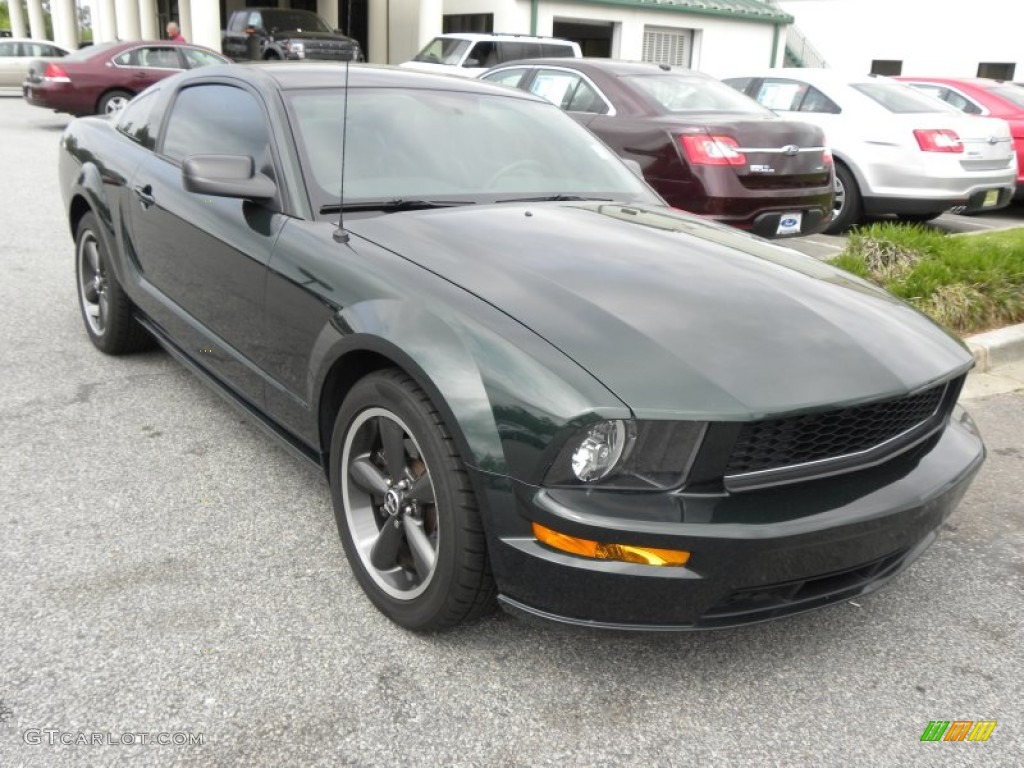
[942,91,983,114]
[756,79,805,111]
[139,47,182,70]
[182,48,225,69]
[495,42,530,63]
[162,84,270,167]
[116,90,160,149]
[530,69,583,110]
[113,49,139,66]
[247,12,263,30]
[0,42,18,56]
[481,68,529,88]
[465,41,496,67]
[541,43,575,59]
[46,44,68,57]
[723,77,752,94]
[798,86,841,114]
[566,79,609,115]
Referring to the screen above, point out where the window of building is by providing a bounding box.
[870,60,902,76]
[162,85,270,165]
[443,14,493,34]
[977,62,1015,80]
[642,27,693,68]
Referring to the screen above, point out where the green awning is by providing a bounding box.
[569,0,793,24]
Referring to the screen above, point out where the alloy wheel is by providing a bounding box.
[77,231,108,336]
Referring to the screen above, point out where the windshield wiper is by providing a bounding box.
[495,194,614,204]
[319,199,474,214]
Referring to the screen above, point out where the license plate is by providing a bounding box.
[982,189,1000,208]
[777,212,802,235]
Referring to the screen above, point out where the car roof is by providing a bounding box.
[3,38,71,48]
[489,58,710,77]
[727,68,883,86]
[898,76,1008,88]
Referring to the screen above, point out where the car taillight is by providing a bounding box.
[680,135,745,166]
[914,129,963,153]
[43,62,71,83]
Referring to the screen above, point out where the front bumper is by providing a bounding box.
[478,412,984,630]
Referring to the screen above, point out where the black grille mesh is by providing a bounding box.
[725,383,948,476]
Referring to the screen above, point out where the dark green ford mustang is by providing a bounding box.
[60,64,984,631]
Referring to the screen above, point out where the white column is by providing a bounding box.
[8,0,28,39]
[189,0,223,53]
[50,0,79,49]
[368,0,387,63]
[95,0,118,44]
[114,0,141,40]
[139,0,158,39]
[26,0,46,40]
[417,0,442,51]
[177,0,193,43]
[318,0,340,30]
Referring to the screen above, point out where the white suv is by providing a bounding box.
[401,33,581,78]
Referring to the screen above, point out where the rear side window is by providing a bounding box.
[116,90,160,149]
[541,43,575,58]
[851,82,947,113]
[465,41,497,67]
[162,84,270,164]
[0,42,17,56]
[496,42,532,63]
[481,68,529,88]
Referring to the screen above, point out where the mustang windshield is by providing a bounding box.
[285,87,659,213]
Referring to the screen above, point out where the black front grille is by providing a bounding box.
[305,41,358,60]
[724,382,949,478]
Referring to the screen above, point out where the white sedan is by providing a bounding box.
[723,69,1017,232]
[0,38,69,88]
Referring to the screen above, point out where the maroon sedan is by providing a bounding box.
[482,59,834,238]
[897,76,1024,198]
[23,40,229,116]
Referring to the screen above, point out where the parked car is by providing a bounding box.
[221,7,362,62]
[23,40,229,116]
[724,69,1017,231]
[60,63,983,631]
[401,33,580,78]
[0,38,69,88]
[482,60,833,238]
[897,77,1024,199]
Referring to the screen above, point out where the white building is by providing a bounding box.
[777,0,1023,79]
[7,0,795,72]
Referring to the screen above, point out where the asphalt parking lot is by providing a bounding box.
[1,92,1022,767]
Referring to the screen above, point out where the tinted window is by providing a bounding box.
[851,82,946,113]
[262,11,330,33]
[139,47,182,69]
[466,41,496,67]
[481,68,529,88]
[411,37,469,65]
[723,76,752,93]
[628,74,771,115]
[116,89,160,149]
[162,85,270,164]
[540,43,575,58]
[799,86,841,114]
[941,90,983,114]
[566,79,608,114]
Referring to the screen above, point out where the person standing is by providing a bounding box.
[166,21,185,42]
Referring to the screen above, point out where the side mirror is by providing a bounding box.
[182,154,276,200]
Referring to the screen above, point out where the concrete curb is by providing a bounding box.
[965,322,1024,372]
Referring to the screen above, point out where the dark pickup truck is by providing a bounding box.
[222,8,362,62]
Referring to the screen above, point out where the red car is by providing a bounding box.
[23,40,229,116]
[897,77,1024,198]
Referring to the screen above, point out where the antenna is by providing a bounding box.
[333,59,351,244]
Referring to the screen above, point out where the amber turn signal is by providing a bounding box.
[532,522,690,567]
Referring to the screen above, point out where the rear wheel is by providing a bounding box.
[97,89,132,115]
[75,212,152,354]
[825,162,862,234]
[329,369,495,631]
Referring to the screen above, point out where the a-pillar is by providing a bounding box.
[8,0,27,39]
[189,0,223,53]
[418,0,442,52]
[94,0,118,44]
[368,0,387,63]
[26,0,46,41]
[114,0,141,40]
[318,0,339,30]
[177,0,193,43]
[139,0,158,40]
[50,0,79,50]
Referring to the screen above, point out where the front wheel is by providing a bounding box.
[329,370,495,631]
[824,162,863,234]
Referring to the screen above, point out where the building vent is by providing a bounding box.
[642,27,693,67]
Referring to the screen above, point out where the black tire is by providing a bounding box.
[898,212,942,223]
[824,162,863,234]
[75,212,152,354]
[329,369,496,631]
[96,89,132,116]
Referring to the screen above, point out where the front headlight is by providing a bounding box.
[545,419,707,490]
[286,41,305,58]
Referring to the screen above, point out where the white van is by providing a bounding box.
[401,33,581,78]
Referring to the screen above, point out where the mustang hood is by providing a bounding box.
[349,203,972,419]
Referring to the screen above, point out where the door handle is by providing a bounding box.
[134,184,155,209]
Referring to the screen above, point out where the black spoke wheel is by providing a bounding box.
[75,212,152,354]
[330,370,495,630]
